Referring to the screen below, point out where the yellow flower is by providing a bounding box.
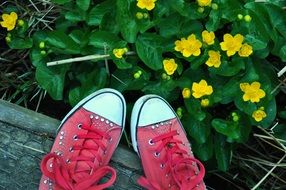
[240,82,266,103]
[197,0,212,7]
[238,43,253,57]
[174,34,202,57]
[205,50,221,68]
[192,79,213,99]
[220,33,244,57]
[252,107,267,122]
[0,12,18,31]
[137,0,157,11]
[113,48,128,59]
[202,30,215,45]
[201,99,210,107]
[182,88,191,99]
[163,59,178,75]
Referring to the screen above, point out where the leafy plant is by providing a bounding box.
[2,0,286,171]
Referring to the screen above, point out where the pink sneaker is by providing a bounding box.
[131,95,206,190]
[39,88,126,190]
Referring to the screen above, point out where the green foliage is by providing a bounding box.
[3,0,285,171]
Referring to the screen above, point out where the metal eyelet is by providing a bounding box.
[160,163,165,169]
[154,152,160,157]
[90,115,94,119]
[69,147,74,152]
[148,139,154,145]
[73,135,78,140]
[66,159,71,164]
[77,124,82,129]
[109,137,113,142]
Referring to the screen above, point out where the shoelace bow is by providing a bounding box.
[138,130,205,190]
[41,123,116,190]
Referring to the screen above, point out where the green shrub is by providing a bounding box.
[2,0,286,171]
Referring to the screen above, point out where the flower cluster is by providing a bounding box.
[182,80,213,107]
[220,34,253,57]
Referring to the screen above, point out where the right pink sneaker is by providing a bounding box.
[131,95,206,190]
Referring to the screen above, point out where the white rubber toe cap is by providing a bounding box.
[83,91,125,126]
[137,97,176,127]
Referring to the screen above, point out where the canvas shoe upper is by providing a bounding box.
[39,88,126,190]
[131,95,206,190]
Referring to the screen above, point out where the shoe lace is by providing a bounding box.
[138,130,205,190]
[41,121,116,190]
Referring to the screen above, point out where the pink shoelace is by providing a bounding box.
[138,130,205,190]
[41,123,116,190]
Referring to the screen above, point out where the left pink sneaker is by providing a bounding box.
[39,88,126,190]
[131,95,206,190]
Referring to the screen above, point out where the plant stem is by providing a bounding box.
[47,52,136,66]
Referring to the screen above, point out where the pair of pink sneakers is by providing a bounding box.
[39,88,205,190]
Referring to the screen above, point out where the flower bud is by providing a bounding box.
[211,3,218,10]
[18,19,24,26]
[7,33,11,37]
[232,115,239,122]
[134,72,141,79]
[136,12,144,19]
[201,99,209,107]
[5,36,11,43]
[197,7,204,13]
[161,73,168,80]
[182,88,191,99]
[40,50,47,55]
[244,15,252,22]
[176,107,183,118]
[237,14,243,20]
[39,42,45,49]
[143,13,149,19]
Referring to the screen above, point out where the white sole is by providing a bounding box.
[57,88,126,143]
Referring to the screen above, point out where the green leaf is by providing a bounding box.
[183,114,211,144]
[116,0,138,43]
[46,31,80,54]
[89,31,126,49]
[87,0,115,26]
[206,10,221,31]
[192,136,213,161]
[69,68,107,106]
[234,95,257,115]
[209,58,245,77]
[184,98,206,121]
[76,0,90,11]
[113,59,133,69]
[30,49,46,67]
[273,124,286,145]
[65,10,85,22]
[279,44,286,62]
[8,38,33,49]
[211,119,240,140]
[135,33,164,70]
[69,30,89,47]
[214,133,232,171]
[51,0,71,4]
[245,34,268,51]
[36,64,69,100]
